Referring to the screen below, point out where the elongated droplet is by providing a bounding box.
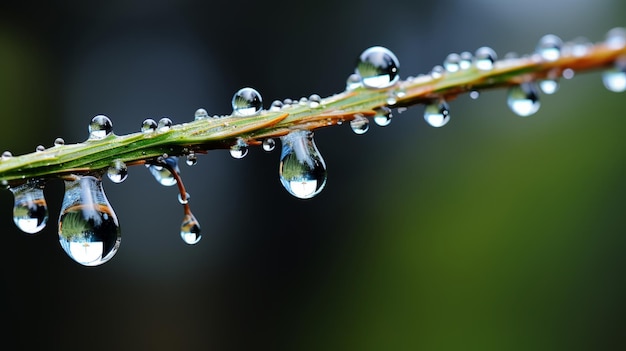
[232,87,263,116]
[356,46,400,89]
[602,57,626,93]
[88,115,113,140]
[279,130,327,199]
[10,179,48,234]
[373,107,393,127]
[474,47,497,71]
[507,83,540,117]
[350,115,370,134]
[180,212,201,245]
[107,160,128,183]
[148,157,179,186]
[536,34,562,61]
[424,100,451,127]
[58,175,121,266]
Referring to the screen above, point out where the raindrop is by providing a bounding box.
[459,52,473,70]
[424,100,451,127]
[443,53,461,73]
[186,152,197,166]
[141,118,157,133]
[602,57,626,93]
[270,100,283,111]
[474,47,497,71]
[507,83,540,117]
[54,137,65,146]
[194,108,209,120]
[58,175,121,266]
[180,212,201,245]
[539,79,559,94]
[230,139,249,159]
[262,138,276,152]
[88,115,113,140]
[36,145,45,152]
[148,157,179,186]
[279,130,327,199]
[606,27,626,49]
[350,115,370,134]
[2,151,12,160]
[356,46,400,89]
[232,87,263,116]
[346,73,362,90]
[10,179,48,234]
[107,160,128,183]
[373,107,392,126]
[158,117,172,132]
[536,34,562,61]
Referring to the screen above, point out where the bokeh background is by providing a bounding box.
[1,1,625,350]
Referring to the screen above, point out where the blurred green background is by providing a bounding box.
[1,1,625,350]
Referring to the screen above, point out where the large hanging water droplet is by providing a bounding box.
[88,115,113,140]
[373,107,393,127]
[148,157,179,186]
[507,83,540,117]
[180,212,201,245]
[424,100,451,127]
[350,115,370,134]
[536,34,562,61]
[107,160,128,183]
[279,130,327,199]
[58,175,121,266]
[10,179,48,234]
[356,46,400,89]
[474,47,497,71]
[602,57,626,93]
[232,87,263,116]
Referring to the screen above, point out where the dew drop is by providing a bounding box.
[88,115,113,140]
[270,100,283,111]
[186,152,197,166]
[373,107,393,126]
[10,179,48,234]
[459,52,473,70]
[346,73,362,90]
[430,65,444,79]
[539,79,559,94]
[507,83,540,117]
[178,192,191,205]
[36,145,45,152]
[474,47,497,71]
[562,68,575,79]
[54,137,65,146]
[58,175,121,266]
[158,117,172,132]
[469,91,480,100]
[279,130,327,199]
[141,119,157,133]
[107,160,128,183]
[536,34,562,61]
[350,115,370,134]
[262,138,276,152]
[443,53,461,73]
[232,87,263,116]
[602,57,626,93]
[2,151,12,160]
[194,108,209,120]
[356,46,400,89]
[180,212,201,245]
[606,27,626,49]
[424,100,451,127]
[230,139,249,159]
[309,94,322,108]
[148,157,179,186]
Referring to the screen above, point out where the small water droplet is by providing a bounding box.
[186,152,197,166]
[232,87,263,116]
[606,27,626,49]
[262,138,276,152]
[148,157,179,186]
[539,79,559,94]
[230,139,249,159]
[178,192,191,205]
[443,53,461,73]
[158,117,172,132]
[88,115,113,140]
[356,46,400,89]
[469,91,480,99]
[54,137,65,146]
[35,145,45,152]
[459,52,473,70]
[424,100,451,127]
[107,160,128,183]
[564,37,591,57]
[562,68,575,79]
[279,130,327,199]
[536,34,562,61]
[602,57,626,92]
[10,179,48,234]
[299,97,308,105]
[141,118,157,133]
[2,151,13,160]
[58,175,121,266]
[430,65,444,79]
[309,94,322,108]
[283,98,293,105]
[270,100,283,111]
[350,115,370,134]
[194,108,209,120]
[346,73,362,90]
[507,83,540,117]
[373,107,392,126]
[180,212,201,245]
[474,47,497,71]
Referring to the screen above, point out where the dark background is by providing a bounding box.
[1,1,625,350]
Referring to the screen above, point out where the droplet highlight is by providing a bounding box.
[88,115,113,140]
[10,179,48,234]
[424,100,451,127]
[279,130,327,199]
[356,46,400,89]
[232,87,263,116]
[507,83,540,117]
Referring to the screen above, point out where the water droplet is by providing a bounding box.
[430,65,444,79]
[350,115,370,134]
[474,47,497,71]
[346,73,362,90]
[564,37,591,57]
[539,79,559,94]
[36,145,45,152]
[602,57,626,93]
[158,117,172,132]
[10,179,48,234]
[186,152,197,166]
[2,151,12,160]
[230,139,249,159]
[58,175,121,266]
[107,160,128,183]
[606,27,626,49]
[178,192,191,205]
[54,137,65,146]
[270,100,283,111]
[148,157,179,186]
[88,115,113,140]
[309,94,322,108]
[279,130,327,199]
[536,34,562,61]
[262,138,276,152]
[562,68,575,79]
[443,53,461,73]
[141,119,157,133]
[424,100,451,127]
[373,107,392,126]
[507,83,540,117]
[469,91,480,100]
[232,87,263,116]
[194,108,208,120]
[459,52,473,70]
[356,46,400,89]
[180,213,201,245]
